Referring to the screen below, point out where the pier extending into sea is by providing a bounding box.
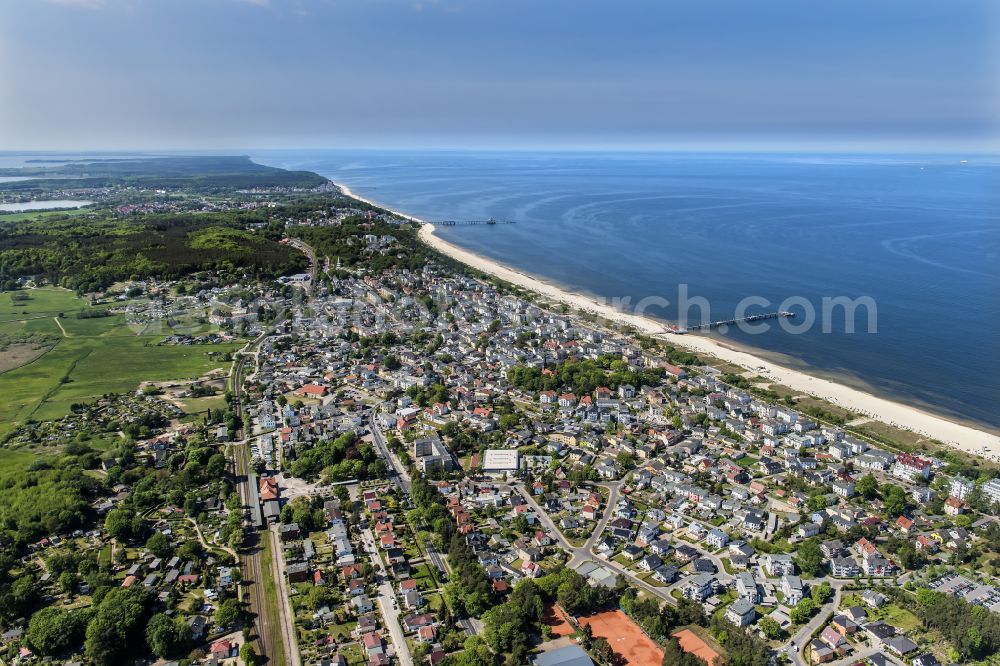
[439,218,514,226]
[669,311,795,334]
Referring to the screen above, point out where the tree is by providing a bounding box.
[59,570,77,595]
[795,540,823,577]
[178,540,204,561]
[442,635,497,666]
[512,514,529,535]
[662,637,706,666]
[882,483,908,518]
[85,616,122,665]
[759,616,781,639]
[856,473,878,500]
[206,453,227,478]
[789,598,816,624]
[715,619,771,666]
[591,636,616,665]
[369,459,389,478]
[616,452,636,469]
[215,598,242,628]
[105,508,134,542]
[228,527,244,551]
[241,641,257,665]
[145,613,189,658]
[912,585,1000,660]
[146,531,174,560]
[27,607,86,656]
[811,581,833,605]
[85,586,151,665]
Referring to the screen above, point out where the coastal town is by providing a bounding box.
[1,0,995,661]
[2,166,1000,666]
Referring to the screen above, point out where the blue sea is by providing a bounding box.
[255,150,999,430]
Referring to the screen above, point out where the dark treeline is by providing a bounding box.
[1,213,307,292]
[909,587,1000,660]
[408,476,496,620]
[0,156,326,193]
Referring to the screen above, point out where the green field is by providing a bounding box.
[176,394,229,416]
[0,448,36,473]
[0,288,240,438]
[0,286,91,321]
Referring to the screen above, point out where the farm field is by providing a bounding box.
[0,287,240,438]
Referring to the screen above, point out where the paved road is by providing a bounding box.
[788,582,845,666]
[361,528,413,666]
[368,407,411,494]
[570,481,622,567]
[367,410,484,637]
[509,482,682,606]
[424,541,448,577]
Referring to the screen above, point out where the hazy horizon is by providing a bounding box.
[3,146,1000,158]
[2,0,997,152]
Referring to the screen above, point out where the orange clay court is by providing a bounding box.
[543,604,574,638]
[577,610,664,665]
[673,629,721,666]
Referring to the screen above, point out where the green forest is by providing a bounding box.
[0,156,325,193]
[508,354,667,396]
[288,218,437,273]
[0,211,308,292]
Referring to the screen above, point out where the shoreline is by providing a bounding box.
[335,183,1000,461]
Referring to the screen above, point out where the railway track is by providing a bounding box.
[231,339,284,663]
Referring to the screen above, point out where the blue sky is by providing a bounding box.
[1,0,997,151]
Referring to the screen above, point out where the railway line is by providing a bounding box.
[230,336,285,664]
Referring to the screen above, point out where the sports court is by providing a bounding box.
[543,604,575,638]
[577,610,665,665]
[673,628,722,666]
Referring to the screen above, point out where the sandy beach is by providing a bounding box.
[338,184,1000,461]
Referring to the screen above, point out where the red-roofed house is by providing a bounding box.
[362,632,385,656]
[211,639,236,659]
[295,383,328,397]
[895,516,915,534]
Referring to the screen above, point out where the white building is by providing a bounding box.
[984,478,1000,506]
[482,449,520,477]
[781,574,805,606]
[950,475,976,501]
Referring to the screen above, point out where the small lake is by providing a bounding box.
[0,200,93,212]
[0,177,34,183]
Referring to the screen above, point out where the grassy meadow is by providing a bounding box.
[0,288,241,438]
